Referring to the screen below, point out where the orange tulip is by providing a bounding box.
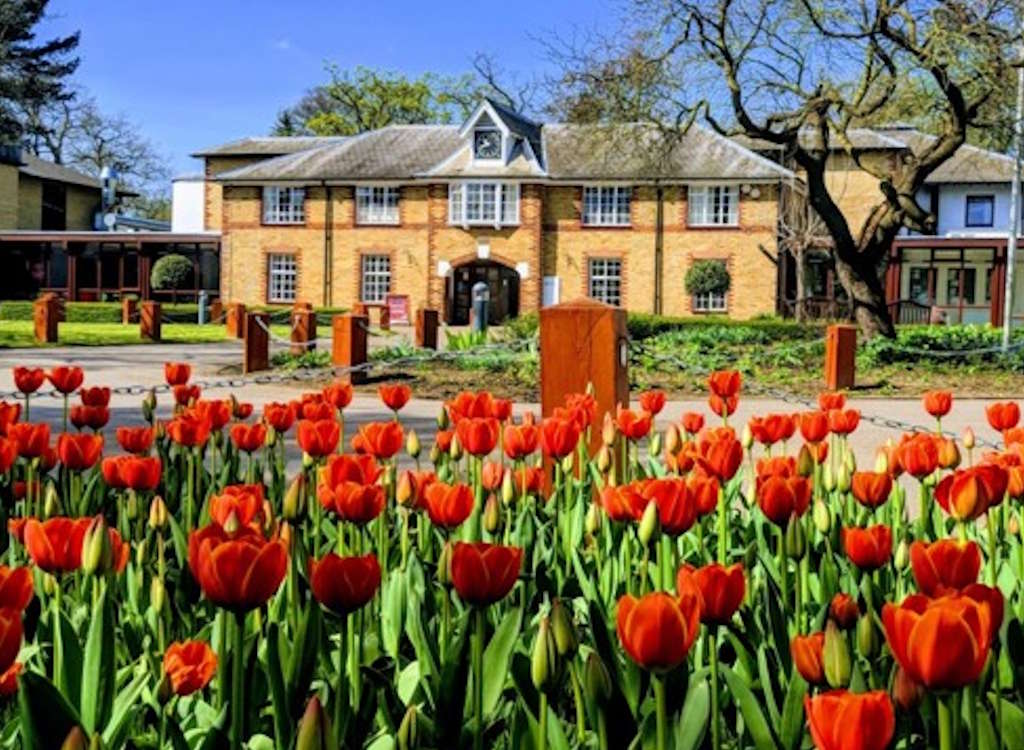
[923,390,952,419]
[23,517,87,573]
[503,422,539,459]
[707,370,741,399]
[166,413,212,447]
[616,407,652,441]
[397,469,437,509]
[563,392,597,431]
[56,432,103,471]
[748,413,796,446]
[684,562,745,625]
[7,422,49,458]
[321,453,381,488]
[934,464,1008,521]
[599,484,647,522]
[378,383,412,412]
[323,381,354,410]
[0,566,33,612]
[842,525,892,571]
[209,484,265,528]
[351,421,403,459]
[446,390,496,424]
[829,594,859,630]
[895,433,939,478]
[639,390,666,416]
[163,640,217,696]
[310,553,381,615]
[687,469,720,517]
[909,539,981,596]
[192,399,231,431]
[708,393,738,418]
[164,362,192,386]
[850,471,892,509]
[804,690,894,750]
[755,472,811,527]
[511,466,544,496]
[116,426,154,454]
[818,392,845,411]
[423,481,474,529]
[229,422,267,453]
[47,365,83,394]
[799,411,829,443]
[319,481,385,525]
[298,400,332,422]
[540,416,580,459]
[454,417,499,457]
[827,408,859,436]
[481,461,504,491]
[680,412,704,435]
[435,429,454,453]
[640,477,696,536]
[450,542,522,605]
[616,585,701,672]
[188,524,287,611]
[697,430,743,481]
[263,402,296,433]
[297,418,341,458]
[12,367,45,394]
[986,401,1020,433]
[882,592,996,689]
[791,632,826,685]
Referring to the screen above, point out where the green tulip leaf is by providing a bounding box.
[285,599,322,717]
[17,670,80,749]
[721,665,780,750]
[79,582,115,734]
[482,607,522,717]
[101,667,148,748]
[993,696,1024,748]
[779,673,807,750]
[675,676,710,750]
[264,622,292,749]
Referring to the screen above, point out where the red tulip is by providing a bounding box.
[12,367,45,394]
[0,610,22,680]
[680,412,704,435]
[640,477,696,536]
[923,390,952,419]
[209,484,265,528]
[262,402,296,433]
[455,417,499,456]
[230,422,267,453]
[166,413,211,447]
[827,408,859,436]
[909,539,981,596]
[70,405,109,431]
[804,690,894,750]
[297,419,340,458]
[511,466,544,495]
[321,453,381,488]
[687,469,720,517]
[755,471,811,527]
[397,469,437,508]
[173,384,201,407]
[684,562,745,625]
[599,483,647,522]
[850,471,892,509]
[232,401,253,420]
[749,414,796,446]
[842,525,892,571]
[423,481,474,529]
[986,401,1020,432]
[829,594,859,630]
[78,386,110,407]
[23,517,87,573]
[310,553,381,615]
[450,542,522,605]
[791,632,826,685]
[48,365,83,394]
[435,429,454,453]
[696,430,743,481]
[7,422,49,458]
[0,401,20,436]
[563,392,597,432]
[882,592,995,689]
[192,399,231,431]
[102,455,161,491]
[639,390,666,416]
[616,583,701,671]
[895,433,939,478]
[378,384,412,412]
[481,461,504,491]
[56,432,103,471]
[0,439,14,475]
[163,640,217,696]
[319,481,385,525]
[0,566,33,612]
[301,401,334,422]
[351,421,403,459]
[935,464,1008,521]
[447,390,496,424]
[708,393,738,418]
[818,392,845,411]
[0,662,21,696]
[164,362,192,386]
[116,425,154,454]
[503,423,539,460]
[616,407,652,441]
[491,398,513,422]
[323,381,353,410]
[540,416,580,459]
[188,524,288,611]
[799,411,830,443]
[707,370,741,399]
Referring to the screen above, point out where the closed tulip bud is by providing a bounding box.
[142,389,157,423]
[585,502,602,535]
[873,449,889,474]
[963,426,976,451]
[396,472,415,507]
[483,495,501,534]
[44,482,60,517]
[43,572,56,596]
[222,510,241,536]
[282,473,305,521]
[437,541,453,586]
[550,599,578,657]
[796,444,814,477]
[596,445,612,474]
[892,666,924,712]
[893,539,909,570]
[531,616,561,693]
[449,435,463,461]
[60,727,89,750]
[295,696,332,750]
[836,464,852,493]
[436,405,449,430]
[501,470,515,506]
[937,438,960,469]
[278,522,293,549]
[822,462,836,492]
[135,539,147,567]
[150,576,166,613]
[561,454,574,474]
[156,671,173,704]
[429,443,442,464]
[397,705,418,750]
[785,515,806,560]
[648,432,662,458]
[1009,512,1021,537]
[823,620,851,689]
[602,412,616,446]
[583,652,613,706]
[813,499,832,534]
[81,516,113,575]
[149,496,169,530]
[302,451,315,468]
[265,425,278,446]
[741,424,754,450]
[856,611,880,659]
[586,381,596,397]
[406,429,421,459]
[664,424,680,456]
[637,499,660,546]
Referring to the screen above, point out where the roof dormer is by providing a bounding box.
[454,99,545,173]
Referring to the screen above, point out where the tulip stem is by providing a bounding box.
[710,628,721,750]
[335,619,348,736]
[653,674,667,750]
[537,692,548,750]
[937,693,956,750]
[777,530,789,617]
[230,611,245,750]
[717,486,727,563]
[472,607,485,750]
[569,660,586,742]
[52,582,64,695]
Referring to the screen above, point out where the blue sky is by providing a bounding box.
[37,0,616,178]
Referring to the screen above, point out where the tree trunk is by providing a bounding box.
[833,251,895,338]
[794,246,806,323]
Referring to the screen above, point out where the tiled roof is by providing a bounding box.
[17,153,104,190]
[190,136,349,158]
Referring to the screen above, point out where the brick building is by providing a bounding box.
[196,99,792,323]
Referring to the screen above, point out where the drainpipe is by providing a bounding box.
[322,181,333,306]
[654,184,664,314]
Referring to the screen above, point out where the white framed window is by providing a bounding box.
[582,186,631,226]
[688,185,739,226]
[267,254,297,302]
[588,258,622,307]
[693,290,728,312]
[360,254,391,303]
[356,186,400,225]
[448,182,519,226]
[262,186,305,224]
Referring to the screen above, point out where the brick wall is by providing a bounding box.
[17,177,41,229]
[204,156,269,231]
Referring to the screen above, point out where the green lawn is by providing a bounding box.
[0,321,230,348]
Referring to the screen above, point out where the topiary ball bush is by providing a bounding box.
[150,254,193,291]
[684,260,731,296]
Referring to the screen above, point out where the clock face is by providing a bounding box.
[474,130,502,159]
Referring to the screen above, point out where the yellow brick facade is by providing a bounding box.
[823,152,893,236]
[17,178,41,229]
[220,181,779,320]
[205,156,269,231]
[0,171,100,230]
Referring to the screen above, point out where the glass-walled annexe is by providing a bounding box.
[885,237,1024,326]
[0,232,220,303]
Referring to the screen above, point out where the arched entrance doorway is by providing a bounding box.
[445,260,520,325]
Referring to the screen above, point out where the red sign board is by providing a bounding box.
[387,294,410,325]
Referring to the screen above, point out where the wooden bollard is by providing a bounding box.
[291,302,317,356]
[33,296,58,344]
[540,299,629,454]
[332,314,368,384]
[243,312,270,374]
[209,299,224,324]
[378,305,390,331]
[824,324,857,391]
[40,292,64,323]
[121,297,137,324]
[416,308,439,349]
[226,302,246,339]
[140,302,161,342]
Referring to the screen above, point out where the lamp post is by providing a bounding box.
[1002,32,1024,350]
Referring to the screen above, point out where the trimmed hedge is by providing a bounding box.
[860,324,1024,367]
[0,301,204,323]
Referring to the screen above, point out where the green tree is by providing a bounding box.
[0,0,79,141]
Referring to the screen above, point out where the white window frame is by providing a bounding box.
[448,182,519,228]
[262,186,305,225]
[360,254,391,304]
[356,186,400,225]
[587,258,622,307]
[267,254,297,303]
[693,290,728,313]
[582,186,632,226]
[688,185,739,227]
